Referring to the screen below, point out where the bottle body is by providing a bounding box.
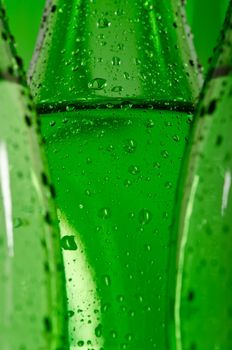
[174,5,232,349]
[0,5,68,349]
[40,104,192,349]
[175,76,232,350]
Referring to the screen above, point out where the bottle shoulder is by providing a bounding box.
[29,0,202,106]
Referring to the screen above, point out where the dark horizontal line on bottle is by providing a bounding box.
[212,66,232,78]
[37,100,195,115]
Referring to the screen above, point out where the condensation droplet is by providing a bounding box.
[77,340,84,347]
[111,86,123,92]
[88,78,107,90]
[128,165,140,175]
[13,217,23,228]
[98,207,111,219]
[103,275,111,287]
[139,209,152,225]
[124,139,137,153]
[173,135,180,142]
[97,18,111,28]
[95,323,103,337]
[144,1,154,11]
[112,56,121,66]
[61,235,78,251]
[161,150,169,158]
[111,330,118,339]
[165,181,173,189]
[124,72,130,80]
[146,119,155,128]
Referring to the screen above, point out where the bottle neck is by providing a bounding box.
[30,0,202,108]
[0,4,24,83]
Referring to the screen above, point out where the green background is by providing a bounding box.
[4,0,230,73]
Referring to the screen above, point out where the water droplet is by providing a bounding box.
[97,18,111,28]
[153,162,161,169]
[117,295,124,302]
[135,58,141,65]
[112,56,121,66]
[139,209,152,225]
[107,144,114,152]
[98,207,111,219]
[111,86,123,92]
[85,189,92,196]
[124,179,132,187]
[61,236,78,251]
[146,119,155,128]
[44,316,52,332]
[102,303,110,312]
[124,72,130,80]
[161,150,169,158]
[77,340,84,347]
[50,121,56,127]
[145,244,151,251]
[103,275,111,287]
[173,135,180,142]
[165,181,173,189]
[128,165,140,175]
[144,1,154,10]
[124,139,137,153]
[88,78,107,90]
[68,310,75,318]
[13,217,23,228]
[95,324,102,337]
[208,99,217,115]
[111,330,118,339]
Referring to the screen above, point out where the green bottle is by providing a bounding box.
[174,3,232,350]
[30,1,201,349]
[0,3,68,349]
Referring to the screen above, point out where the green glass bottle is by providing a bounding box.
[30,1,201,349]
[0,3,68,349]
[174,3,232,350]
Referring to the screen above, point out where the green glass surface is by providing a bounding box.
[186,0,229,72]
[29,0,201,105]
[173,4,232,350]
[30,0,202,349]
[0,4,68,350]
[3,0,229,74]
[41,107,191,350]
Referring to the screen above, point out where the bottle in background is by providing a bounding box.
[174,3,232,349]
[0,3,68,349]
